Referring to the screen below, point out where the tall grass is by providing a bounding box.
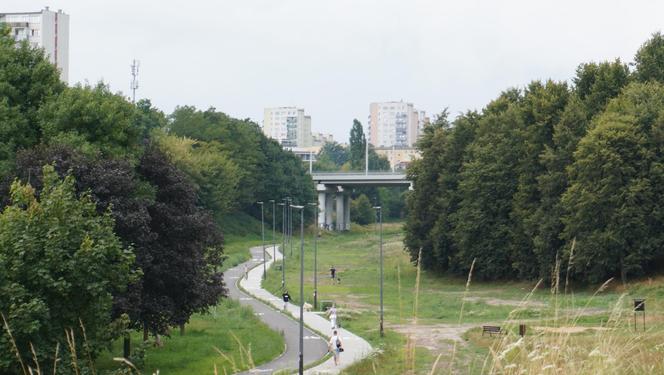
[474,249,664,375]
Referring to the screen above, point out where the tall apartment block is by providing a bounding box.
[263,107,312,147]
[0,7,70,82]
[368,101,427,147]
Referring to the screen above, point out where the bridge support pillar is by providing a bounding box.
[325,191,334,229]
[316,184,334,229]
[344,194,351,231]
[336,188,345,231]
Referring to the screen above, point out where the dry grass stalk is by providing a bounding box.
[78,319,96,375]
[112,357,140,373]
[2,312,28,375]
[52,343,59,375]
[64,328,80,375]
[564,238,575,295]
[29,343,40,375]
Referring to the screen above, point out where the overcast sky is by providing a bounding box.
[5,1,664,142]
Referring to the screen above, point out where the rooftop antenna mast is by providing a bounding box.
[130,59,140,103]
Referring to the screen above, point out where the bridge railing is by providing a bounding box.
[310,171,406,176]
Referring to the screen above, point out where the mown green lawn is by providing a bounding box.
[97,299,283,375]
[263,222,664,374]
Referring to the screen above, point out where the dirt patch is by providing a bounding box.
[463,296,547,308]
[326,293,374,314]
[534,326,611,334]
[387,323,476,352]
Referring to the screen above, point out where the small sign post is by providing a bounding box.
[633,299,645,331]
[519,324,526,337]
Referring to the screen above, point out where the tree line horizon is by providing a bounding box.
[405,32,664,284]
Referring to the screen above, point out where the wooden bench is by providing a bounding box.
[482,325,502,336]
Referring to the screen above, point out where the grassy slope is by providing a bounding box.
[264,222,664,374]
[97,213,284,374]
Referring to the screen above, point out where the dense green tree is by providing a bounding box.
[0,166,135,373]
[574,59,631,118]
[169,106,265,207]
[368,145,391,171]
[349,119,366,170]
[509,81,570,279]
[7,143,226,343]
[155,132,240,216]
[137,145,225,338]
[169,106,314,220]
[135,99,167,139]
[0,26,64,177]
[317,141,349,168]
[451,100,525,279]
[39,83,141,158]
[634,32,664,84]
[351,194,374,225]
[404,111,457,271]
[562,82,664,283]
[377,186,408,219]
[531,96,589,279]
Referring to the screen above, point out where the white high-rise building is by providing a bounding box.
[0,7,69,82]
[263,107,312,147]
[368,101,426,147]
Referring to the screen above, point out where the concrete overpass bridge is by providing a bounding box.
[311,172,412,231]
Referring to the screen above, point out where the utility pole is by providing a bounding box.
[291,204,305,375]
[258,202,266,280]
[374,206,384,337]
[130,59,139,103]
[270,200,276,264]
[365,131,369,175]
[289,198,294,257]
[279,200,286,288]
[309,202,319,310]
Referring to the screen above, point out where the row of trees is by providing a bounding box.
[405,33,664,284]
[0,25,313,373]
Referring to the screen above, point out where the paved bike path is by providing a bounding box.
[226,246,328,374]
[239,246,373,374]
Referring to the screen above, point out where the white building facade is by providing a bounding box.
[368,101,426,147]
[312,132,334,147]
[0,7,70,82]
[262,107,312,147]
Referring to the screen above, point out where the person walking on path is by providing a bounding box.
[244,264,249,280]
[282,290,291,311]
[330,265,336,282]
[329,330,343,366]
[327,303,338,329]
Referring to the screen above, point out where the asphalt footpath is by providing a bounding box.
[226,246,329,374]
[239,246,373,375]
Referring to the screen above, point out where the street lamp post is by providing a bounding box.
[270,200,276,265]
[291,204,305,375]
[373,206,384,337]
[309,202,319,310]
[258,201,266,280]
[289,198,294,257]
[278,200,286,288]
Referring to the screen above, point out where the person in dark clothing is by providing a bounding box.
[330,265,336,281]
[282,290,291,311]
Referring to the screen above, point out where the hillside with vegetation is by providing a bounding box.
[0,25,310,374]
